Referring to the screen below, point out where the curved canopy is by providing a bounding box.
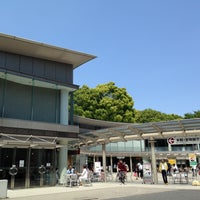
[75,118,200,146]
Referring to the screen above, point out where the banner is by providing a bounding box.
[143,163,151,177]
[189,153,197,166]
[168,159,176,165]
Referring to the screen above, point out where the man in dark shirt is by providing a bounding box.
[117,160,127,184]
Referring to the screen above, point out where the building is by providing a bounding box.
[73,116,200,183]
[0,33,96,189]
[1,33,199,188]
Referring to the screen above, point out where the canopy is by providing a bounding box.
[75,118,200,146]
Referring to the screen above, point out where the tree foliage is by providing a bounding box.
[73,82,135,122]
[73,82,198,123]
[134,109,182,123]
[184,110,200,119]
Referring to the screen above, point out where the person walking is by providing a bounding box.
[117,160,127,184]
[159,159,168,184]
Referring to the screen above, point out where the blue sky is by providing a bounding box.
[1,0,200,116]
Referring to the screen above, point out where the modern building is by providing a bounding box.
[0,33,96,189]
[0,33,199,188]
[73,116,200,183]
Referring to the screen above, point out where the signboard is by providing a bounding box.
[19,160,24,167]
[167,136,200,145]
[143,163,152,177]
[176,136,200,144]
[167,137,175,145]
[94,162,101,174]
[168,159,176,165]
[189,153,197,166]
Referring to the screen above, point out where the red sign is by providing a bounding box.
[167,137,175,144]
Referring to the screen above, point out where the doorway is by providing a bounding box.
[0,147,56,189]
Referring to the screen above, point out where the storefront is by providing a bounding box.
[0,147,57,189]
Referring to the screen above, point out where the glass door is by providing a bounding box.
[14,148,28,188]
[0,147,56,188]
[0,148,28,189]
[0,148,13,189]
[30,149,56,187]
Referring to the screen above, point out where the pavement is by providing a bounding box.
[4,175,200,199]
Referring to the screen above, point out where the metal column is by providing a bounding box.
[149,137,158,184]
[102,143,106,182]
[110,155,113,173]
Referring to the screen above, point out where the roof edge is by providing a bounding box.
[0,33,96,69]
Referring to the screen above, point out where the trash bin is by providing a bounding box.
[0,179,8,198]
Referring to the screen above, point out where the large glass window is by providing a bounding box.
[0,148,56,189]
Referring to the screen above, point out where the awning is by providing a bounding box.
[72,118,200,147]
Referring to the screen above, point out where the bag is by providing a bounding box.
[133,172,137,177]
[138,164,143,170]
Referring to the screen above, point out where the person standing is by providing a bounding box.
[55,168,60,185]
[137,162,143,178]
[192,165,197,177]
[172,164,178,173]
[159,159,168,184]
[167,162,171,175]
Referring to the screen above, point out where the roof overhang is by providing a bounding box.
[0,33,96,69]
[0,118,79,140]
[71,118,200,147]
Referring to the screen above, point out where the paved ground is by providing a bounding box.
[5,181,200,200]
[2,173,200,200]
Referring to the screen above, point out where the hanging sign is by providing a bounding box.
[189,153,197,166]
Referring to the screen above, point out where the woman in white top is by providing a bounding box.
[78,164,89,184]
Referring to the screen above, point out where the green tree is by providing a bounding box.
[135,109,182,123]
[74,82,135,122]
[184,110,200,119]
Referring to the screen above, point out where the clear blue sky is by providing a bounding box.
[1,0,200,117]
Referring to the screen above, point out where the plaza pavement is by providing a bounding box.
[5,174,200,199]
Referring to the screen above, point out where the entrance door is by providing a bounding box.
[29,149,56,187]
[0,148,13,188]
[0,147,57,188]
[0,148,28,189]
[14,148,28,188]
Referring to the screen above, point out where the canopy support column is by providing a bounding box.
[149,137,158,184]
[93,154,95,165]
[110,155,113,173]
[129,156,133,173]
[129,156,133,182]
[102,143,106,182]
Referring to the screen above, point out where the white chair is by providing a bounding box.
[62,174,69,186]
[69,174,78,187]
[171,173,179,183]
[63,174,78,187]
